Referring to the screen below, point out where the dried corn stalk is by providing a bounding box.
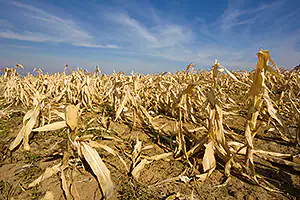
[244,49,289,179]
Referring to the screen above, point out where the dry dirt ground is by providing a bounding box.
[0,106,300,200]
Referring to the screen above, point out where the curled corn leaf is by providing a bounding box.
[80,142,114,199]
[9,105,40,151]
[131,159,150,180]
[202,141,216,176]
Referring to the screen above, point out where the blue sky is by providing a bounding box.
[0,0,299,74]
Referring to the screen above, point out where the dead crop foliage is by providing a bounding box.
[0,49,300,199]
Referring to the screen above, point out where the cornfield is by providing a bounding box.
[0,49,299,199]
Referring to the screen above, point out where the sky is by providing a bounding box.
[0,0,299,74]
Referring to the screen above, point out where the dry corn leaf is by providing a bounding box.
[221,66,250,87]
[254,149,292,159]
[224,159,232,177]
[89,141,116,156]
[201,140,216,179]
[256,154,300,169]
[9,105,40,151]
[29,163,61,188]
[70,180,81,200]
[23,108,35,123]
[186,135,208,157]
[131,159,150,180]
[142,145,155,151]
[41,191,55,200]
[9,126,25,151]
[88,141,129,172]
[132,138,142,167]
[263,96,284,127]
[115,91,128,121]
[139,105,153,123]
[80,142,114,199]
[264,65,282,78]
[61,169,72,200]
[66,104,79,131]
[51,110,66,120]
[16,63,24,69]
[23,107,40,150]
[32,121,67,132]
[196,173,209,182]
[117,154,130,173]
[149,152,173,161]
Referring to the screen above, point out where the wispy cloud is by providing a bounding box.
[73,43,120,49]
[0,31,57,42]
[103,8,194,48]
[108,12,159,45]
[0,1,119,48]
[218,5,266,33]
[216,0,292,35]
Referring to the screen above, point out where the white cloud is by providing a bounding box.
[218,8,262,33]
[219,9,243,32]
[104,11,194,49]
[154,24,193,48]
[105,12,159,45]
[1,1,118,49]
[0,31,56,42]
[217,1,285,33]
[73,43,120,49]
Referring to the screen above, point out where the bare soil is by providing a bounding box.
[0,107,300,200]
